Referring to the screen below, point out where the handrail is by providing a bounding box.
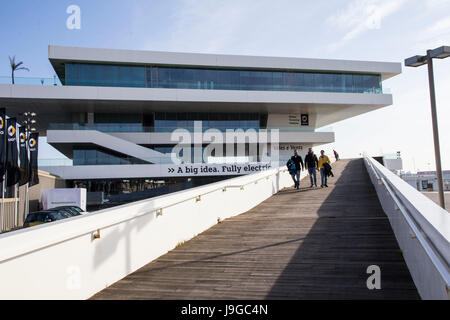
[380,176,450,286]
[0,165,290,263]
[364,156,450,291]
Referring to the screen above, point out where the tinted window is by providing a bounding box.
[49,212,66,220]
[65,63,382,94]
[25,213,37,223]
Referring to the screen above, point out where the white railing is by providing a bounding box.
[364,155,450,300]
[0,165,299,300]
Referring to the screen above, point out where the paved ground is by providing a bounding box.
[422,192,450,211]
[92,159,419,300]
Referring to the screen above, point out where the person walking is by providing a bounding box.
[304,148,318,188]
[286,158,297,188]
[318,150,331,188]
[289,150,304,189]
[333,150,339,161]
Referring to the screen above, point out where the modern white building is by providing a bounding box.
[0,45,401,202]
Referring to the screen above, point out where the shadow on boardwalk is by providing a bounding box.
[92,159,419,300]
[265,159,419,299]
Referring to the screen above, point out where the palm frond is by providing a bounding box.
[8,55,15,67]
[8,55,29,73]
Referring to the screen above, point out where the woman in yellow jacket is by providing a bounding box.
[318,150,331,188]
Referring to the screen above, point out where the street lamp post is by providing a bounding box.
[405,46,450,210]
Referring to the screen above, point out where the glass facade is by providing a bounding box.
[154,112,266,132]
[49,112,268,133]
[73,148,150,165]
[153,144,260,164]
[65,63,383,93]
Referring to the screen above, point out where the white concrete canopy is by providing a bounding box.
[48,45,401,81]
[0,84,393,131]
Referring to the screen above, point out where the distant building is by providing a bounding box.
[401,170,450,191]
[382,152,403,173]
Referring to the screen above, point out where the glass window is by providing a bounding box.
[119,66,132,87]
[353,74,364,93]
[93,65,108,86]
[79,64,93,86]
[272,72,283,91]
[322,74,333,91]
[65,63,78,84]
[217,70,231,90]
[239,71,251,90]
[303,73,314,91]
[157,68,170,88]
[344,74,353,92]
[293,73,305,91]
[130,66,146,87]
[65,63,383,94]
[314,73,324,91]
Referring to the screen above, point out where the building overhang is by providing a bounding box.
[46,130,335,158]
[48,45,401,82]
[0,84,393,132]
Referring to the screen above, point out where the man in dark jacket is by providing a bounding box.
[304,148,319,187]
[290,150,304,189]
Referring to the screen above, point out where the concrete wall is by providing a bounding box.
[364,156,450,300]
[0,165,298,299]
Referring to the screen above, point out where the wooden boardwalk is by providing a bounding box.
[92,159,419,300]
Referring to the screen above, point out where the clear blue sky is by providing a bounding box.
[1,0,450,172]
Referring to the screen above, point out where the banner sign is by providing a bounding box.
[40,162,275,180]
[29,132,39,187]
[19,126,29,186]
[6,118,19,187]
[0,108,5,181]
[166,163,272,176]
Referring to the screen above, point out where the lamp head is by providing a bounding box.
[405,55,427,67]
[430,46,450,59]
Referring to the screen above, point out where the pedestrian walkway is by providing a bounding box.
[92,159,419,299]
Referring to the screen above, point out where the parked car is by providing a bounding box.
[23,211,67,228]
[48,206,85,216]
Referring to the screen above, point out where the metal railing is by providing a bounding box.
[38,157,276,167]
[364,155,450,299]
[47,123,334,133]
[0,76,62,86]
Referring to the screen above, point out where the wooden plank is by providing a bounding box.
[91,159,420,300]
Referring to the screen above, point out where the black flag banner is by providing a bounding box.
[6,118,20,187]
[28,132,39,187]
[0,108,5,182]
[19,126,29,186]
